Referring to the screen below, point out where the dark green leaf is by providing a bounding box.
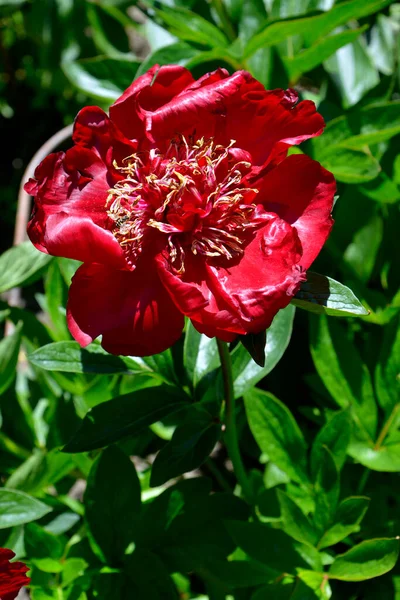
[0,489,52,528]
[244,388,308,484]
[310,410,352,478]
[202,558,276,588]
[134,478,212,549]
[375,315,400,414]
[0,242,52,293]
[25,522,63,561]
[313,446,340,533]
[329,538,400,581]
[150,406,221,486]
[124,549,178,599]
[63,386,189,452]
[239,330,267,368]
[310,315,377,440]
[318,496,370,549]
[292,272,369,317]
[277,489,318,546]
[85,445,141,564]
[226,521,322,575]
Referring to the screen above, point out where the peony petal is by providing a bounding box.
[67,261,184,356]
[158,215,305,338]
[38,214,126,268]
[124,69,324,165]
[26,148,127,267]
[259,154,335,269]
[156,252,248,338]
[0,547,30,600]
[204,219,306,334]
[72,106,137,170]
[109,64,194,140]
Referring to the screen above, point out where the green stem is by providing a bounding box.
[210,0,237,42]
[374,403,400,451]
[217,339,253,503]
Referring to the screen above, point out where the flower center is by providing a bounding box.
[106,136,259,272]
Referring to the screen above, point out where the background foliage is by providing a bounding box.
[1,0,400,598]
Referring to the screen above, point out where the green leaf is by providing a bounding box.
[310,315,377,440]
[62,558,88,587]
[183,322,219,389]
[29,341,143,375]
[370,14,396,75]
[0,322,22,396]
[244,388,308,484]
[91,572,131,599]
[63,385,189,452]
[316,147,381,184]
[44,260,69,341]
[62,55,140,102]
[154,5,229,48]
[5,448,75,495]
[375,315,400,414]
[329,538,400,581]
[239,330,267,368]
[360,172,400,205]
[347,439,400,472]
[317,496,370,549]
[0,488,52,528]
[202,558,277,588]
[315,102,400,152]
[343,215,383,283]
[292,272,369,317]
[277,489,318,546]
[25,522,63,561]
[324,35,380,108]
[134,478,212,549]
[243,0,392,58]
[232,305,295,398]
[85,445,141,564]
[313,446,340,534]
[136,43,200,78]
[310,410,352,478]
[150,406,221,487]
[0,242,52,293]
[284,27,366,81]
[227,521,322,575]
[124,549,179,599]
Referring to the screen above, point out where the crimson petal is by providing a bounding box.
[259,154,335,269]
[67,261,184,356]
[109,64,195,141]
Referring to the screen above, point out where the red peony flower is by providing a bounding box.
[0,548,30,600]
[25,65,335,356]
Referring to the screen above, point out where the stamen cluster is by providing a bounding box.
[106,136,259,272]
